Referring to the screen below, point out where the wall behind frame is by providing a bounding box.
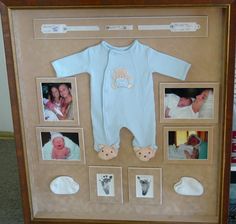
[0,16,13,134]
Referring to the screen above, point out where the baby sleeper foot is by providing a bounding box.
[98,145,118,160]
[134,147,156,161]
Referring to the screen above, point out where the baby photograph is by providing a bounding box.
[40,82,74,121]
[167,130,209,160]
[164,87,214,119]
[40,131,81,161]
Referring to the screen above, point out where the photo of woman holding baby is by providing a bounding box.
[164,88,214,119]
[42,82,74,121]
[167,129,209,161]
[160,83,219,123]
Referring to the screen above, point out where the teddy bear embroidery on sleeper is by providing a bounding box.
[112,68,133,89]
[52,40,191,161]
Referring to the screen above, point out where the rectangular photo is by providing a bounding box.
[36,77,79,126]
[128,168,162,205]
[89,166,123,204]
[36,127,85,164]
[164,127,213,164]
[159,83,219,123]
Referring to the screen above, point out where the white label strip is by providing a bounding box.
[41,24,100,34]
[66,26,100,32]
[138,25,170,31]
[105,25,134,31]
[41,22,201,34]
[138,22,200,32]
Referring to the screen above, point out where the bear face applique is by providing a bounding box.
[112,68,133,89]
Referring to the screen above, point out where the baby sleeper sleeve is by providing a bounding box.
[148,47,191,80]
[52,48,90,77]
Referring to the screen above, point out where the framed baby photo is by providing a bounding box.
[159,83,219,124]
[128,167,162,205]
[163,126,214,164]
[36,77,79,126]
[89,166,123,204]
[36,127,85,164]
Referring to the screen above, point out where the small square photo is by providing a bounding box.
[36,77,79,126]
[36,127,85,164]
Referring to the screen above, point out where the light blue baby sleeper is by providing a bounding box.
[52,40,191,152]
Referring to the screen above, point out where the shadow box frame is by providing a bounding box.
[0,1,235,224]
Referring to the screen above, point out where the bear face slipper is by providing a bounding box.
[50,176,80,195]
[97,144,118,160]
[174,176,204,196]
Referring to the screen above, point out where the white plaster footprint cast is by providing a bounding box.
[50,176,80,195]
[174,176,204,196]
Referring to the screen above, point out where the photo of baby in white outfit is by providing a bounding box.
[40,131,81,161]
[164,87,214,119]
[168,131,208,160]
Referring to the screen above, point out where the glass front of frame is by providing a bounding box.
[5,4,232,223]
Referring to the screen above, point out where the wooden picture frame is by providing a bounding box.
[0,1,235,223]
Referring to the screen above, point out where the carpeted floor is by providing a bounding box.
[0,139,24,224]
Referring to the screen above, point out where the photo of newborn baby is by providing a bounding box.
[51,132,70,159]
[167,130,209,160]
[39,129,83,161]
